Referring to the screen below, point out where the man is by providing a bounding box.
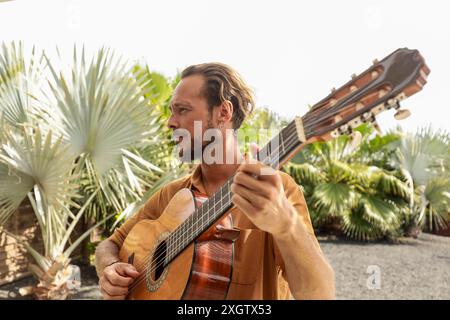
[95,63,335,300]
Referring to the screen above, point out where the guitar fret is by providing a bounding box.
[225,181,231,207]
[166,235,171,262]
[167,235,172,264]
[220,187,224,218]
[180,220,184,249]
[189,212,193,243]
[273,136,281,168]
[200,201,205,231]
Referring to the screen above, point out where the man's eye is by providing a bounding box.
[179,108,187,114]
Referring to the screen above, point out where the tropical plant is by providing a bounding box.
[0,42,45,127]
[0,42,181,299]
[394,126,450,233]
[0,124,110,299]
[285,124,411,241]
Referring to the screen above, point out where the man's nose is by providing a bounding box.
[167,114,179,130]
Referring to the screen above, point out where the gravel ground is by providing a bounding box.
[319,233,450,299]
[1,233,449,300]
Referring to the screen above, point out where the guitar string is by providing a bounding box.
[302,85,386,137]
[127,128,301,293]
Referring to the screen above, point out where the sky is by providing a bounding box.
[0,0,449,133]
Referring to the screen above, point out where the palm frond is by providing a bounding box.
[0,42,46,126]
[0,124,79,225]
[423,178,450,230]
[311,182,358,216]
[359,195,400,231]
[341,209,385,241]
[31,47,172,220]
[0,162,33,224]
[371,169,411,199]
[38,47,156,173]
[284,162,325,186]
[0,41,24,85]
[111,169,182,229]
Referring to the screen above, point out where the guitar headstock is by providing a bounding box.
[299,48,430,142]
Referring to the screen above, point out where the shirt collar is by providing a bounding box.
[189,164,207,195]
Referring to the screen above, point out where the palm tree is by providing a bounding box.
[395,126,450,233]
[0,123,109,299]
[285,124,411,241]
[37,46,185,228]
[0,42,181,299]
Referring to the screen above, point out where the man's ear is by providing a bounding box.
[218,100,233,125]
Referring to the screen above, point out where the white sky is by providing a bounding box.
[1,0,449,133]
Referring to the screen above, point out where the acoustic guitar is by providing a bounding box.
[118,48,430,299]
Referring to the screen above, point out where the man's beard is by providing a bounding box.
[177,119,217,163]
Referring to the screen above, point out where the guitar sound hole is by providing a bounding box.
[151,240,167,281]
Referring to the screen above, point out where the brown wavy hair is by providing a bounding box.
[181,62,255,130]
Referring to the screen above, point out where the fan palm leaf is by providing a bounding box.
[0,124,78,225]
[0,42,46,126]
[311,182,358,218]
[423,178,450,230]
[395,126,450,231]
[358,195,399,230]
[33,47,169,219]
[341,209,385,241]
[285,162,325,186]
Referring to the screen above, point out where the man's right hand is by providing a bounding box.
[98,262,140,300]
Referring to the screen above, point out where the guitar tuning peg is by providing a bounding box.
[394,109,411,120]
[351,73,357,79]
[372,59,379,65]
[361,111,372,121]
[378,89,387,98]
[372,120,382,134]
[331,87,336,93]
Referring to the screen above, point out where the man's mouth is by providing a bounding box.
[172,136,183,145]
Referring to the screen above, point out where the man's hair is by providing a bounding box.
[181,62,255,130]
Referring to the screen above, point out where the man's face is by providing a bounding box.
[168,75,217,161]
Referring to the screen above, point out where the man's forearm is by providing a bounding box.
[274,212,335,300]
[95,239,121,277]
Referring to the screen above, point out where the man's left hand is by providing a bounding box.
[230,159,296,237]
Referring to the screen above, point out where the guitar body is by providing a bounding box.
[119,188,235,300]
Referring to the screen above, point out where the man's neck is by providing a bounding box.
[199,145,243,196]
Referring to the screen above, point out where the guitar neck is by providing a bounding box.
[164,119,306,265]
